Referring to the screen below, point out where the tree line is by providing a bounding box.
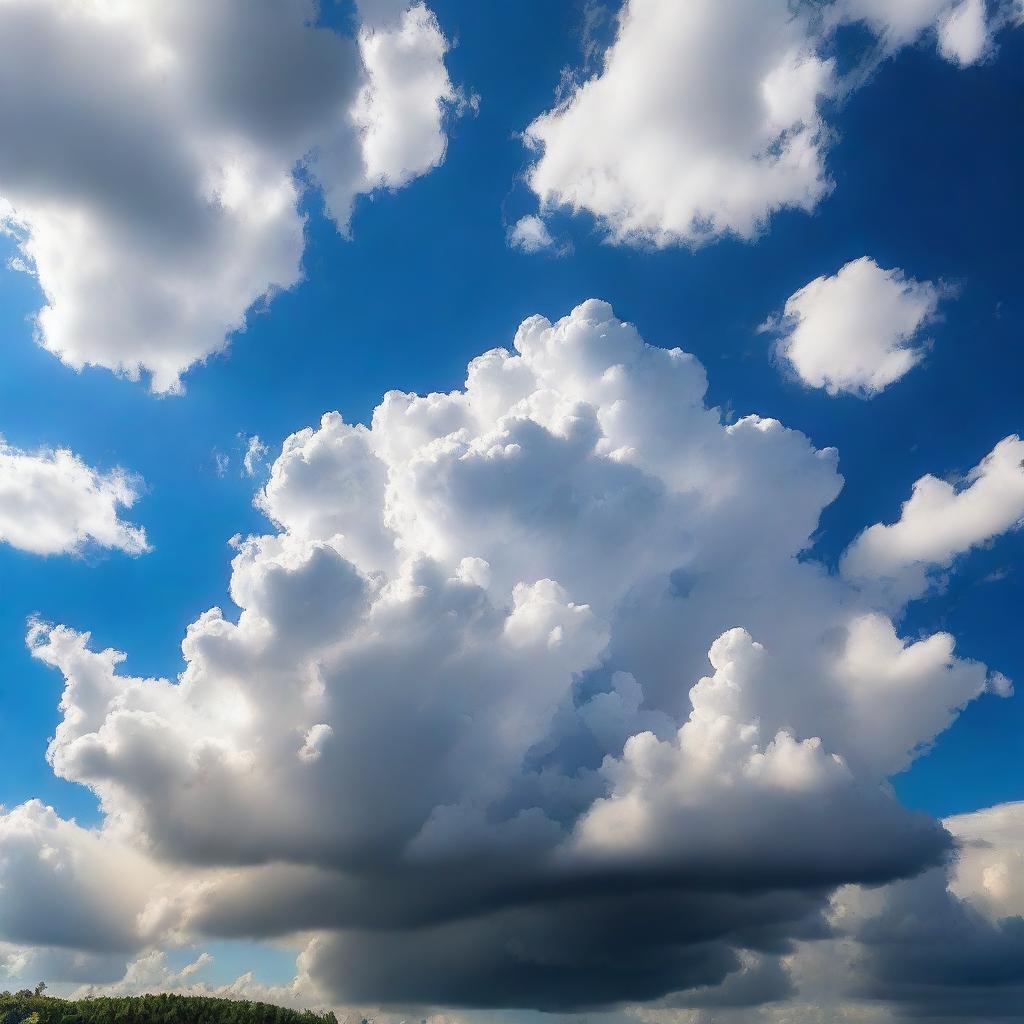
[0,991,339,1024]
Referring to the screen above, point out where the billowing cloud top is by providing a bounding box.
[0,0,456,392]
[4,301,1015,1013]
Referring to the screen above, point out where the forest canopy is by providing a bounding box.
[0,992,339,1024]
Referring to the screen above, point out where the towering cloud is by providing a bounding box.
[2,301,1013,1013]
[0,0,455,392]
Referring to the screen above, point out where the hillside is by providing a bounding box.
[0,992,338,1024]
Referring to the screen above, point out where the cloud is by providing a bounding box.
[508,215,557,254]
[522,1,1020,248]
[937,0,995,64]
[0,438,148,556]
[771,257,943,398]
[0,801,166,955]
[836,0,998,66]
[0,0,455,392]
[947,801,1024,920]
[841,434,1024,602]
[807,802,1024,1021]
[8,301,1012,1011]
[524,0,835,247]
[242,436,270,479]
[658,801,1024,1022]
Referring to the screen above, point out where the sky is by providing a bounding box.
[0,1,1022,1022]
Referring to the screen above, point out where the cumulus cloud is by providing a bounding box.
[0,800,167,955]
[525,0,835,247]
[522,1,1020,249]
[0,439,148,556]
[7,301,1012,1012]
[842,434,1024,601]
[771,257,943,397]
[508,215,557,254]
[0,0,456,392]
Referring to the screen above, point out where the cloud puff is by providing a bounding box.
[0,800,166,955]
[525,0,835,247]
[842,434,1024,601]
[9,301,1012,1011]
[0,0,455,392]
[522,1,1020,249]
[507,215,557,254]
[0,439,148,556]
[836,0,999,66]
[772,257,943,397]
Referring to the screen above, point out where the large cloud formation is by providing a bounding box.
[0,0,455,392]
[2,302,1019,1015]
[523,0,1021,248]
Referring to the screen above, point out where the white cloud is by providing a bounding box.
[525,0,835,247]
[0,800,167,954]
[508,215,556,254]
[0,0,455,392]
[6,301,1011,1011]
[242,436,270,479]
[523,1,1020,249]
[0,438,148,556]
[841,434,1024,600]
[837,0,999,65]
[938,0,994,64]
[772,257,943,397]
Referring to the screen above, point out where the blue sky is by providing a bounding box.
[0,0,1022,1017]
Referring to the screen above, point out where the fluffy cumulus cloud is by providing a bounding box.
[508,215,557,254]
[0,439,148,556]
[0,0,455,392]
[842,433,1024,602]
[772,257,943,397]
[521,0,1021,249]
[2,301,1017,1015]
[524,0,836,247]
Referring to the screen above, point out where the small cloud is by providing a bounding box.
[452,87,481,118]
[508,215,561,255]
[242,435,270,478]
[770,256,945,398]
